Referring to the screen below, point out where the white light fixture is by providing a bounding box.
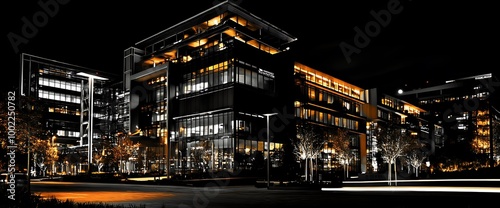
[76,72,109,80]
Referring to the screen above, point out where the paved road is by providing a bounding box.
[31,180,499,208]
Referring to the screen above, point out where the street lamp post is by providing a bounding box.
[76,72,108,175]
[263,113,278,189]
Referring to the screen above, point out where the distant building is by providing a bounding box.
[19,53,120,174]
[396,73,500,171]
[364,88,443,174]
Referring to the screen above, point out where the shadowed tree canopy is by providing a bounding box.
[0,94,47,171]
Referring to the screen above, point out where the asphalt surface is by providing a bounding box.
[29,178,500,208]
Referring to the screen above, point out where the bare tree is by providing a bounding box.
[292,123,325,182]
[377,125,412,186]
[406,137,426,177]
[407,150,426,177]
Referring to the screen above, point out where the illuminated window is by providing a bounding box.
[308,87,316,101]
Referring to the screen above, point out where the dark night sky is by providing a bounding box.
[2,0,496,94]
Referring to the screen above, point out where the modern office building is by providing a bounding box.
[19,53,120,175]
[364,88,443,174]
[291,62,368,176]
[122,0,297,177]
[396,73,500,171]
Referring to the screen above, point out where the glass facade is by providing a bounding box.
[20,53,120,175]
[122,1,298,178]
[292,62,367,175]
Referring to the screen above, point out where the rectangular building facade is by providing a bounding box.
[364,88,443,174]
[122,1,297,178]
[19,53,120,175]
[397,73,500,171]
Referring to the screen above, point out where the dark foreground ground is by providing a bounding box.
[17,176,500,208]
[4,171,500,208]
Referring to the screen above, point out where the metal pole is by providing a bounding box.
[88,77,94,175]
[263,113,277,189]
[490,103,494,168]
[266,115,270,189]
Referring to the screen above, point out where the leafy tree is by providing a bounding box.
[112,132,140,174]
[93,136,114,172]
[493,119,500,165]
[62,151,83,175]
[292,123,325,182]
[330,127,353,179]
[0,94,47,175]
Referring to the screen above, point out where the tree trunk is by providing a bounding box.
[305,159,308,182]
[394,162,398,186]
[388,161,392,186]
[309,158,314,182]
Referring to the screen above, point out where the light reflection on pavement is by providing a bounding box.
[37,191,174,203]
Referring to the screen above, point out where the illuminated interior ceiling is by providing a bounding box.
[294,62,364,94]
[164,50,177,59]
[144,56,166,65]
[187,38,208,47]
[222,28,279,54]
[203,14,225,28]
[223,28,237,36]
[229,16,259,31]
[144,50,178,65]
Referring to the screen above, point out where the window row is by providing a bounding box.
[48,107,80,116]
[235,66,274,91]
[56,130,80,138]
[294,65,362,100]
[39,90,80,104]
[295,107,359,131]
[173,112,234,139]
[179,61,231,95]
[178,60,275,96]
[39,77,81,92]
[236,139,283,156]
[307,86,361,115]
